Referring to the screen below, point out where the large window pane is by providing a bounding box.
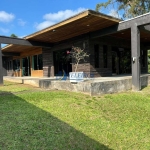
[38,54,43,70]
[94,45,99,68]
[13,59,20,71]
[32,54,43,70]
[103,45,107,68]
[33,55,38,70]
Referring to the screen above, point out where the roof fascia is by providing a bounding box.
[91,13,150,39]
[0,36,53,48]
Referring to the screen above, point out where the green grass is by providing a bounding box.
[0,81,150,150]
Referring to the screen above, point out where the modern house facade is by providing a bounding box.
[1,10,150,90]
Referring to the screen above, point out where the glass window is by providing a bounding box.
[7,62,9,71]
[10,61,11,70]
[94,45,99,68]
[103,45,108,68]
[38,54,43,70]
[32,54,43,70]
[13,59,20,71]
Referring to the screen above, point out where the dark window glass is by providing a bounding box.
[38,54,43,70]
[103,45,107,68]
[10,61,12,70]
[94,45,99,68]
[7,62,9,71]
[33,54,43,70]
[33,55,37,70]
[142,50,145,67]
[13,59,20,71]
[13,60,16,70]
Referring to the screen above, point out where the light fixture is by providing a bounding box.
[121,33,124,34]
[53,29,56,32]
[87,24,90,27]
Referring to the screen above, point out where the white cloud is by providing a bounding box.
[0,11,15,22]
[108,9,120,18]
[35,21,55,31]
[0,27,9,33]
[18,19,26,26]
[35,8,86,30]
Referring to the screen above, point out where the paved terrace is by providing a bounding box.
[4,74,150,96]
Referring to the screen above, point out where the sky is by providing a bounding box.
[0,0,114,38]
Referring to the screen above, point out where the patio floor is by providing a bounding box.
[3,74,150,96]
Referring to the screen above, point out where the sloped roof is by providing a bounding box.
[2,10,121,53]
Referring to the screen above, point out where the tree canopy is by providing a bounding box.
[96,0,150,19]
[10,34,18,38]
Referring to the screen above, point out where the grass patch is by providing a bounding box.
[0,81,150,149]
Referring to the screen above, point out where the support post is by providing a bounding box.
[131,24,141,90]
[0,43,3,85]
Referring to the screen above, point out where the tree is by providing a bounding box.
[10,34,18,38]
[67,46,90,72]
[96,0,150,19]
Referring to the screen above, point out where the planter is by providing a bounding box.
[69,72,84,83]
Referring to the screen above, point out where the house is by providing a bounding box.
[1,9,150,90]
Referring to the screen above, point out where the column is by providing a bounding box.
[0,43,3,85]
[131,24,141,90]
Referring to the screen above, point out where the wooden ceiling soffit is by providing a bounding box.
[25,10,121,40]
[25,11,89,39]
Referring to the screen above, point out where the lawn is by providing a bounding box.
[0,81,150,150]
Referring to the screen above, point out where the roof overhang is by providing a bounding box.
[2,10,121,53]
[91,11,150,43]
[25,10,121,43]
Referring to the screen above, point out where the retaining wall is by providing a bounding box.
[4,75,150,96]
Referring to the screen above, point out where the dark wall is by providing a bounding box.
[42,47,54,77]
[42,33,148,78]
[89,36,148,76]
[2,57,7,76]
[42,35,91,77]
[90,36,131,77]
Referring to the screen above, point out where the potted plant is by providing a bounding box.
[67,46,90,83]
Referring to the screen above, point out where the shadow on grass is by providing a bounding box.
[0,91,112,150]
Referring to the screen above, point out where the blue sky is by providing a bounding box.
[0,0,112,38]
